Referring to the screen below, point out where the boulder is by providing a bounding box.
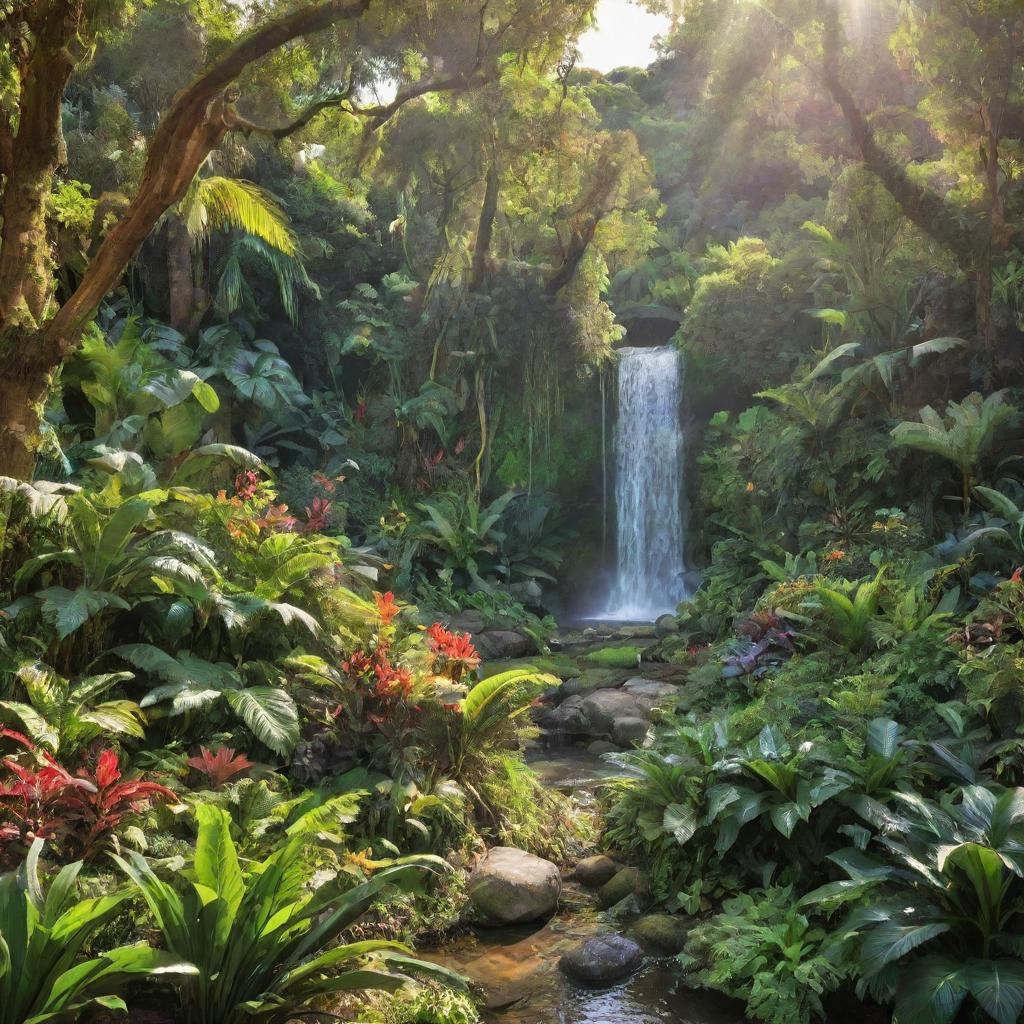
[559,934,644,985]
[580,689,648,736]
[622,677,681,702]
[611,716,650,747]
[446,610,487,634]
[474,630,535,660]
[597,866,647,909]
[557,669,622,700]
[538,694,588,734]
[655,613,680,638]
[468,847,561,925]
[629,913,691,954]
[573,855,620,889]
[587,739,621,756]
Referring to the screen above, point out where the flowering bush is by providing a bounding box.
[0,731,175,862]
[427,623,481,683]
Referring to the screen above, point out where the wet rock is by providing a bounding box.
[474,630,536,660]
[622,677,681,701]
[538,694,588,733]
[655,613,680,637]
[611,716,650,747]
[559,933,644,985]
[629,913,691,954]
[587,739,621,756]
[468,847,561,925]
[598,866,647,908]
[580,689,648,736]
[573,854,620,888]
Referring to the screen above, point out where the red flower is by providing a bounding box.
[234,470,261,501]
[824,549,847,563]
[186,746,253,789]
[354,399,367,423]
[374,591,400,625]
[254,503,298,532]
[304,497,332,533]
[342,650,373,676]
[427,623,481,682]
[1012,568,1023,583]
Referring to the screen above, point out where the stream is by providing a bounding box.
[428,747,745,1024]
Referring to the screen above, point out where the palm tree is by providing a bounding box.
[166,174,306,334]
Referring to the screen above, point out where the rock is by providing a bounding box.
[580,689,648,736]
[557,669,622,700]
[587,739,621,756]
[622,677,681,701]
[559,934,644,985]
[468,847,561,925]
[597,866,647,909]
[573,855,620,888]
[538,694,589,734]
[474,630,535,660]
[655,613,680,637]
[629,913,691,954]
[446,610,487,634]
[617,625,657,639]
[611,716,650,747]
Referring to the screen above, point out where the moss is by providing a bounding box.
[583,645,642,669]
[478,654,580,680]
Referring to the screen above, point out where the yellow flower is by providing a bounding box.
[746,481,755,493]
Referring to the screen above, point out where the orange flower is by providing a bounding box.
[824,549,846,562]
[374,591,400,625]
[745,481,755,493]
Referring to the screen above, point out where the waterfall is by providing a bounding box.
[603,346,688,620]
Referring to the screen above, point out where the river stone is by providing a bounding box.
[654,613,680,637]
[559,934,644,985]
[622,677,680,701]
[580,689,648,736]
[538,694,588,734]
[629,913,691,954]
[573,854,620,888]
[557,669,622,699]
[587,739,621,756]
[597,866,647,908]
[474,630,535,660]
[612,716,650,747]
[468,847,561,925]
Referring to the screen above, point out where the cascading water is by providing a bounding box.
[603,346,688,620]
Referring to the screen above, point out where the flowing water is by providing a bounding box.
[428,747,744,1024]
[603,346,688,620]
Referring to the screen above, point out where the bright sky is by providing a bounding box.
[576,0,672,73]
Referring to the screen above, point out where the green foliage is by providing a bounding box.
[804,568,886,653]
[0,840,196,1024]
[114,805,464,1024]
[679,886,844,1024]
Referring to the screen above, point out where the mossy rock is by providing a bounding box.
[557,668,621,698]
[584,646,642,669]
[629,913,691,954]
[597,866,647,908]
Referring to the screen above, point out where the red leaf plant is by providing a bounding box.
[427,623,481,683]
[0,730,175,863]
[186,746,254,789]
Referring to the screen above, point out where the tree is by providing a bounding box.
[0,0,596,478]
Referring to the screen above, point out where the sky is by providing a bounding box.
[576,0,672,73]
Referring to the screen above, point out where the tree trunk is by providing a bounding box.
[470,156,500,292]
[167,217,196,334]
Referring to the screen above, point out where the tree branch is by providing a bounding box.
[42,0,372,350]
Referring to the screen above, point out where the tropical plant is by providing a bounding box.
[0,839,197,1024]
[8,492,213,652]
[679,885,844,1024]
[891,392,1017,518]
[804,567,886,653]
[113,804,464,1024]
[0,736,175,862]
[186,746,254,789]
[113,644,300,758]
[0,661,144,755]
[803,785,1024,1024]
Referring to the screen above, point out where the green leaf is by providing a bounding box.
[224,687,299,757]
[37,588,130,639]
[963,959,1024,1024]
